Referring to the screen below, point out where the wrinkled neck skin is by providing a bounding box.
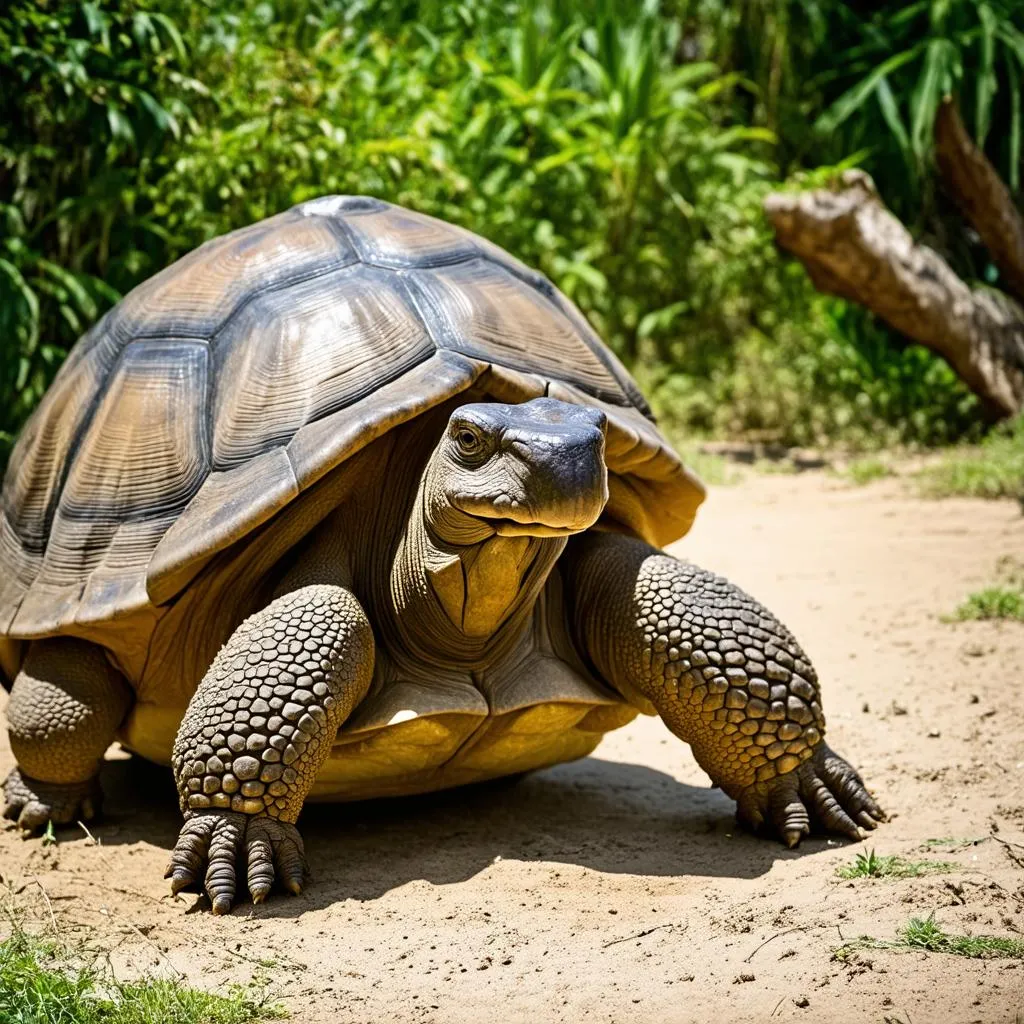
[388,455,566,669]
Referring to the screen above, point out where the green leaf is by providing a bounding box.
[815,47,922,136]
[875,75,913,172]
[105,103,136,146]
[149,12,188,62]
[37,260,97,321]
[975,3,998,146]
[0,258,40,353]
[910,38,956,164]
[1007,54,1021,191]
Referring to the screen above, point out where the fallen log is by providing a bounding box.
[764,170,1024,419]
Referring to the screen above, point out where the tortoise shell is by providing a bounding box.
[0,196,704,646]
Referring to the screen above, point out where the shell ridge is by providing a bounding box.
[324,208,364,262]
[544,289,654,419]
[321,211,362,255]
[391,269,452,349]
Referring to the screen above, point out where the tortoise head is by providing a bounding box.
[424,398,609,545]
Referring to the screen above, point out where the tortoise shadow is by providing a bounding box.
[78,751,840,915]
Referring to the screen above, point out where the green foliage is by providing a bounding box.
[836,849,953,879]
[900,914,1024,958]
[0,0,205,466]
[646,292,979,448]
[0,926,285,1023]
[700,0,1024,222]
[954,586,1024,620]
[838,458,893,486]
[0,0,1007,478]
[814,0,1024,202]
[916,415,1024,498]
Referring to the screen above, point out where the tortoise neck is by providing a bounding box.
[387,466,566,667]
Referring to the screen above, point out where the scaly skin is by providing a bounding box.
[3,638,131,832]
[565,533,884,845]
[167,584,374,912]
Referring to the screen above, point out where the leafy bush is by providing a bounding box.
[0,0,1002,476]
[0,0,205,465]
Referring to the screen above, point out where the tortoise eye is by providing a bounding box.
[452,424,487,458]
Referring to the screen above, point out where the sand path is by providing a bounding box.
[2,470,1023,1023]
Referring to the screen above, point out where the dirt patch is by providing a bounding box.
[3,470,1023,1023]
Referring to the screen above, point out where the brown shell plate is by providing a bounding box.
[0,196,704,640]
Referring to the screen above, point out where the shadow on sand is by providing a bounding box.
[36,750,847,916]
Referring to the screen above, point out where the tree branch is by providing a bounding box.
[764,171,1024,419]
[935,96,1024,305]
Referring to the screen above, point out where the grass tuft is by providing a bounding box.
[836,849,953,879]
[0,926,286,1023]
[921,837,987,851]
[834,913,1024,962]
[951,557,1024,622]
[916,416,1024,499]
[900,915,1024,958]
[839,457,893,485]
[953,586,1024,622]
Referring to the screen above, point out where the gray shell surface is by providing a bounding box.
[0,196,704,641]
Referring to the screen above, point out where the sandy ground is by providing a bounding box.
[2,469,1023,1024]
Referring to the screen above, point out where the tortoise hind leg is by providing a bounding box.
[4,638,132,832]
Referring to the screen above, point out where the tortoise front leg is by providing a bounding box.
[564,533,884,845]
[168,584,374,913]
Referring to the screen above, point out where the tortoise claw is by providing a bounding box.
[167,810,308,912]
[737,744,884,846]
[2,768,101,834]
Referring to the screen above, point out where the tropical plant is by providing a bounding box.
[699,0,1024,220]
[815,0,1024,208]
[0,0,999,476]
[0,0,203,463]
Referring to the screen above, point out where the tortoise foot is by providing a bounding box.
[2,768,100,833]
[736,744,885,847]
[166,810,307,914]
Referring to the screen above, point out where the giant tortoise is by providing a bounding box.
[0,196,883,912]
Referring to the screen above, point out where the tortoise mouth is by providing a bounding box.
[450,499,600,538]
[484,516,580,538]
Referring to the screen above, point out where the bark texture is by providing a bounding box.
[935,97,1024,305]
[764,170,1024,418]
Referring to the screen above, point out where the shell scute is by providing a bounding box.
[405,260,627,405]
[210,264,434,471]
[11,340,209,633]
[336,202,479,270]
[110,210,356,343]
